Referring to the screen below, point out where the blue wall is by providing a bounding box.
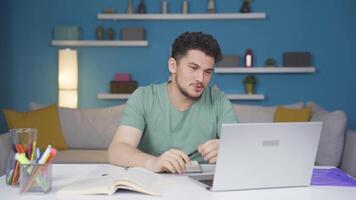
[0,1,11,133]
[1,0,356,132]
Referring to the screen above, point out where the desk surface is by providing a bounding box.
[1,164,355,200]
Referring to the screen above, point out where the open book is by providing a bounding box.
[58,165,172,196]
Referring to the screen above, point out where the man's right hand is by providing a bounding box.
[145,149,190,174]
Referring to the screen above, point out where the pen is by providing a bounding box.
[188,149,199,158]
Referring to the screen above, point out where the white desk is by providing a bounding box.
[0,164,355,200]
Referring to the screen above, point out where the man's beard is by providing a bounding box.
[175,77,203,101]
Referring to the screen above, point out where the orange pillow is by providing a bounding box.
[3,105,68,150]
[273,106,312,122]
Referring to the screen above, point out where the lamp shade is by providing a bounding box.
[58,48,78,108]
[59,90,78,109]
[58,49,78,90]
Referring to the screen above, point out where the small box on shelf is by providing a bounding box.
[283,52,311,67]
[54,26,82,40]
[216,55,240,68]
[121,28,145,41]
[110,81,137,94]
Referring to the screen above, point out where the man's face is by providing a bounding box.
[169,49,215,100]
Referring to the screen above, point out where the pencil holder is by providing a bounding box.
[5,128,37,186]
[19,164,52,194]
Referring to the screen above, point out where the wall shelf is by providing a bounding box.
[214,67,316,74]
[97,13,266,20]
[97,93,131,99]
[51,40,148,47]
[226,94,265,100]
[98,93,265,100]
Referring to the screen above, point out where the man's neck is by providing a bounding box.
[167,82,195,112]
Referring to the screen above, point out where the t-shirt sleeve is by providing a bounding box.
[212,87,239,136]
[119,87,146,131]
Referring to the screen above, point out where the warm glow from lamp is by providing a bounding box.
[58,49,78,108]
[59,90,78,108]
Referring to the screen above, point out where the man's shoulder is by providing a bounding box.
[202,85,227,102]
[134,82,166,96]
[129,82,166,102]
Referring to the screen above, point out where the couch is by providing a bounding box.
[1,101,355,178]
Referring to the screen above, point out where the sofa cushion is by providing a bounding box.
[4,105,69,150]
[30,103,125,149]
[273,106,312,122]
[233,102,304,123]
[54,149,109,164]
[307,102,347,166]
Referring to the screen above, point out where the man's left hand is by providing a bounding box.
[198,139,219,164]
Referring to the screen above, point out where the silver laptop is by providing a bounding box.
[192,122,322,192]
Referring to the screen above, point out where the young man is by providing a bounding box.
[108,32,237,174]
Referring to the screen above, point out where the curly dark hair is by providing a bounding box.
[171,32,222,63]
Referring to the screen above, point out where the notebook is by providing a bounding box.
[190,122,322,191]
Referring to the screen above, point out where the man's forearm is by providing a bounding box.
[108,142,157,170]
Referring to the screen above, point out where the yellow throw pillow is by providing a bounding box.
[3,104,69,150]
[273,106,312,122]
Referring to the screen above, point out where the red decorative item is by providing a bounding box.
[244,48,254,67]
[115,73,131,82]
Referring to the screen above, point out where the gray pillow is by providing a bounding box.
[307,102,347,166]
[233,102,304,123]
[30,103,125,149]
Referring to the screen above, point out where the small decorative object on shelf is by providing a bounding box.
[137,0,146,14]
[103,8,115,14]
[283,52,311,67]
[243,75,257,94]
[161,0,168,14]
[54,26,82,40]
[265,58,276,67]
[182,0,189,14]
[121,28,146,41]
[208,0,216,13]
[110,80,138,93]
[240,0,251,13]
[107,27,115,40]
[244,48,254,67]
[127,0,134,14]
[110,72,137,94]
[216,55,240,67]
[96,26,104,40]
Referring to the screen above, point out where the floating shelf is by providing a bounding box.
[97,93,131,99]
[214,67,316,74]
[97,13,267,20]
[51,40,148,47]
[98,93,265,100]
[226,94,265,100]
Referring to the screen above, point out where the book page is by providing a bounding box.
[58,176,119,195]
[122,167,172,196]
[58,165,172,196]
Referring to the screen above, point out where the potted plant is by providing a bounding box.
[265,58,276,67]
[243,75,257,94]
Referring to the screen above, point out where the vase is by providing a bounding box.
[96,26,104,40]
[137,0,146,14]
[161,0,168,14]
[107,28,115,40]
[244,83,255,94]
[127,0,134,14]
[182,0,189,14]
[208,0,216,13]
[240,1,251,13]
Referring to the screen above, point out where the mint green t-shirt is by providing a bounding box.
[120,82,238,162]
